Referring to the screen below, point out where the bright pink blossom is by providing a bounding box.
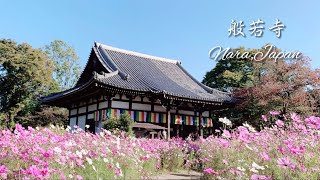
[204,168,219,175]
[275,120,284,128]
[0,165,8,179]
[262,115,267,122]
[277,157,295,169]
[251,174,272,180]
[260,152,270,161]
[270,111,280,115]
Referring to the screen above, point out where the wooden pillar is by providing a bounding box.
[199,111,203,137]
[176,109,179,137]
[209,110,213,135]
[76,104,79,126]
[176,124,180,137]
[68,108,71,128]
[167,108,171,140]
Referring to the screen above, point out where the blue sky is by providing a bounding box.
[1,1,319,81]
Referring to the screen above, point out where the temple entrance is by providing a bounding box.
[86,118,95,133]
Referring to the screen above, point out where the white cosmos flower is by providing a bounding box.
[243,122,256,132]
[245,144,253,151]
[116,162,120,169]
[81,149,88,155]
[252,162,265,170]
[237,166,245,172]
[54,147,62,154]
[105,130,112,136]
[250,167,258,173]
[86,157,93,165]
[76,151,82,158]
[219,117,232,126]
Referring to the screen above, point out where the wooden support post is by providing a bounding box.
[176,124,180,137]
[167,109,171,140]
[76,104,79,126]
[68,108,71,128]
[199,111,203,137]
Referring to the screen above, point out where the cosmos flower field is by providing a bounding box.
[1,113,320,179]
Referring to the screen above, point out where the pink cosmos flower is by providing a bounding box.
[229,168,242,175]
[259,152,270,161]
[222,129,231,139]
[287,144,305,155]
[270,111,280,115]
[76,175,83,180]
[204,168,219,175]
[218,138,230,148]
[291,113,301,123]
[115,168,122,176]
[251,174,272,180]
[222,159,229,165]
[275,120,284,128]
[277,157,295,169]
[0,165,8,179]
[262,115,267,122]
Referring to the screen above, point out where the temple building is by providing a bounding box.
[41,42,233,138]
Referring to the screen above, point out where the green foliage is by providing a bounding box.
[103,114,134,135]
[203,47,255,92]
[0,39,54,128]
[44,40,81,91]
[160,147,185,171]
[203,45,320,126]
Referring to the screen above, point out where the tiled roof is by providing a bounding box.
[93,43,231,103]
[42,42,232,104]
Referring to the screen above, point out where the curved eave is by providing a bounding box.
[41,78,96,104]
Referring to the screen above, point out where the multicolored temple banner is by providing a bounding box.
[170,114,213,127]
[170,114,199,126]
[93,108,213,127]
[94,109,108,122]
[93,108,166,123]
[202,117,213,127]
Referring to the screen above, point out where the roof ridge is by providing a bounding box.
[96,42,180,64]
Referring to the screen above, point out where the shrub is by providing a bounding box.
[103,114,133,135]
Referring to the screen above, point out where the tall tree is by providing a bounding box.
[0,39,54,127]
[44,40,81,91]
[203,45,320,126]
[203,47,255,93]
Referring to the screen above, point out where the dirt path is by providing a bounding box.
[152,170,202,180]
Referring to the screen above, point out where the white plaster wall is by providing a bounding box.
[114,94,120,99]
[112,101,129,109]
[132,103,151,111]
[121,95,128,100]
[99,101,108,109]
[95,122,103,134]
[154,105,166,112]
[70,109,77,116]
[79,106,86,114]
[202,111,209,117]
[78,115,86,130]
[133,96,141,101]
[88,113,94,119]
[143,97,150,102]
[179,110,194,116]
[69,117,76,130]
[88,104,97,112]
